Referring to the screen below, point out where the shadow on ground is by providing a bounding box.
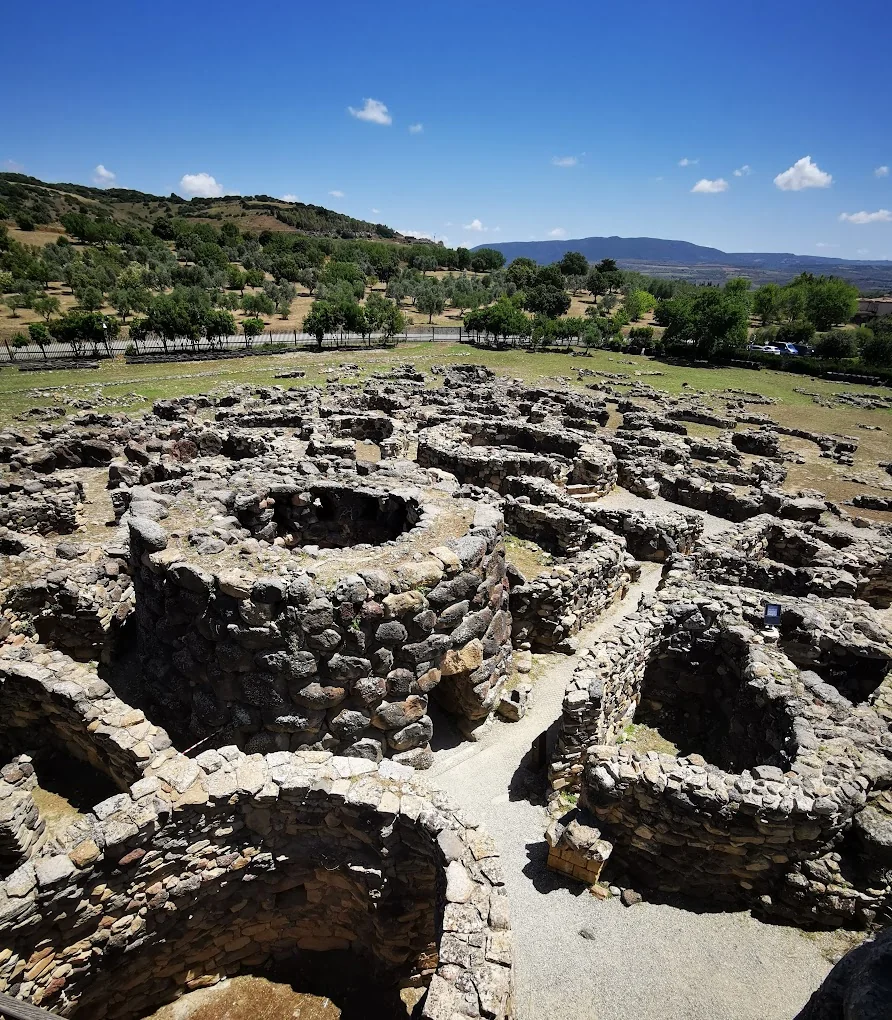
[522,839,588,896]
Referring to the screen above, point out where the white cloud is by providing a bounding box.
[838,209,892,224]
[875,166,889,178]
[733,164,752,177]
[408,123,423,134]
[691,178,729,194]
[678,157,698,167]
[551,156,578,167]
[397,228,445,244]
[3,159,25,172]
[857,248,870,255]
[281,193,299,203]
[92,164,116,187]
[548,227,567,238]
[180,172,225,198]
[371,207,380,214]
[329,190,345,198]
[815,242,839,248]
[347,98,392,125]
[774,155,832,191]
[463,218,485,232]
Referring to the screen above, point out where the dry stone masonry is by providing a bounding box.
[1,359,892,1017]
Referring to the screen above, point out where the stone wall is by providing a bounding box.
[128,500,513,760]
[417,420,618,497]
[1,557,134,663]
[233,481,422,549]
[417,424,570,490]
[550,580,892,797]
[501,498,636,651]
[501,475,702,561]
[0,476,84,536]
[580,628,892,926]
[0,653,173,790]
[546,577,892,927]
[0,757,45,878]
[549,597,664,792]
[0,746,512,1020]
[673,515,892,608]
[508,548,633,652]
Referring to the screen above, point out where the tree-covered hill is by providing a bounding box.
[0,173,406,242]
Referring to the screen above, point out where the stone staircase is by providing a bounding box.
[565,483,602,505]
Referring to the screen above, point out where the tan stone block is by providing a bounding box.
[440,639,484,676]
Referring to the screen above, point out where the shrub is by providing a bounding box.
[861,334,892,367]
[628,325,654,341]
[815,329,857,359]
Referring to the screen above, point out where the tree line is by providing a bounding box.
[3,209,889,368]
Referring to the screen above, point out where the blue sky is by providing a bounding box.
[3,0,892,259]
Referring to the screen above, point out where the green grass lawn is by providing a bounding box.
[0,343,889,430]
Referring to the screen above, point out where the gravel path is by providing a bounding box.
[427,565,835,1020]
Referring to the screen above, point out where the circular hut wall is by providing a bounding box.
[635,635,796,773]
[237,484,421,549]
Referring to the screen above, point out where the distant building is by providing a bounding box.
[856,296,892,320]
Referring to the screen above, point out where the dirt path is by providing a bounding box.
[427,564,836,1020]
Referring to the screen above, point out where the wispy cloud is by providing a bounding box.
[3,159,25,172]
[774,155,832,191]
[691,178,729,194]
[92,164,116,187]
[857,248,870,255]
[408,123,423,134]
[180,172,225,198]
[329,189,345,198]
[815,242,839,249]
[551,156,578,167]
[733,164,752,177]
[281,193,299,203]
[463,218,486,232]
[548,227,567,237]
[678,157,698,167]
[347,98,392,125]
[875,165,889,178]
[839,209,892,224]
[371,208,380,214]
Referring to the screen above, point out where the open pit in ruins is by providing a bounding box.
[1,359,891,1019]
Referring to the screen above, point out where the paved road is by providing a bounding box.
[426,564,835,1020]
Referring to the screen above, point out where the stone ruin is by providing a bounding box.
[0,653,511,1019]
[127,478,512,759]
[0,360,891,1016]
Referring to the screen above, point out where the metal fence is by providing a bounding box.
[0,326,467,365]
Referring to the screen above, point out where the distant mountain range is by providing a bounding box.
[472,236,892,291]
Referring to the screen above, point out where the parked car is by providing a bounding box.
[747,341,807,356]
